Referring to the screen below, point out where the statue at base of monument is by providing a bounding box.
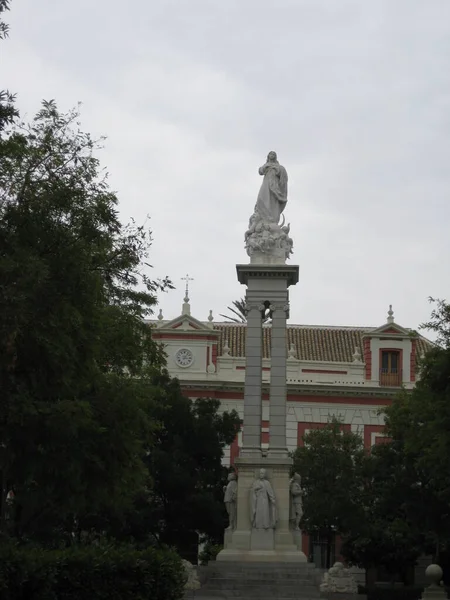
[250,468,277,530]
[245,151,294,263]
[289,473,303,530]
[223,472,237,530]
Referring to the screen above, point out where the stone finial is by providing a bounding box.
[288,343,297,360]
[208,310,213,323]
[222,339,230,357]
[352,346,362,363]
[387,304,394,324]
[181,274,194,316]
[421,565,445,600]
[426,564,443,586]
[157,309,164,321]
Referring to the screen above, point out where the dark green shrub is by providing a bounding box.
[198,542,223,566]
[359,585,428,600]
[0,542,185,600]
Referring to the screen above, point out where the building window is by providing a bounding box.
[380,350,402,387]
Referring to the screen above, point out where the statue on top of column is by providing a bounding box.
[245,151,294,264]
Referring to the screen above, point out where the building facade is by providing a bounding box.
[149,299,430,567]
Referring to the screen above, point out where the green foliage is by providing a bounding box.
[341,440,422,578]
[198,542,223,566]
[0,1,18,132]
[381,299,450,560]
[0,101,172,541]
[359,586,425,600]
[0,542,185,600]
[292,418,366,536]
[0,0,10,40]
[219,297,271,323]
[220,298,247,323]
[107,373,241,555]
[343,300,450,575]
[291,418,366,568]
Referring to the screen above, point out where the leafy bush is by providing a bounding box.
[0,543,186,600]
[198,542,223,566]
[359,585,428,600]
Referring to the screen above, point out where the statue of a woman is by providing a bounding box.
[250,468,277,530]
[254,151,288,224]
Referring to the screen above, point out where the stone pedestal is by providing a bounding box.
[217,456,306,562]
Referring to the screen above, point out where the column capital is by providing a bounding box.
[245,302,265,313]
[269,303,290,314]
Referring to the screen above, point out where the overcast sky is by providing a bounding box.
[3,0,450,332]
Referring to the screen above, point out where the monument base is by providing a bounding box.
[217,456,307,563]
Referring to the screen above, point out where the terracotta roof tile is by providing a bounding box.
[213,323,432,363]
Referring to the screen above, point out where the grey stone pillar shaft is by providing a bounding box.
[241,303,263,457]
[268,303,288,456]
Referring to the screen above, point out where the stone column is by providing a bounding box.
[240,302,264,458]
[268,302,289,457]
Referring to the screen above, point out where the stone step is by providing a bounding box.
[193,594,319,600]
[207,577,318,590]
[204,568,317,577]
[201,590,320,599]
[206,562,316,569]
[203,584,319,595]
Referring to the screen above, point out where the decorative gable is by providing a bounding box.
[150,313,219,376]
[361,306,418,387]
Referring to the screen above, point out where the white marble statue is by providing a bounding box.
[250,468,277,530]
[289,473,303,530]
[255,151,288,223]
[320,562,358,594]
[245,151,293,262]
[224,472,237,530]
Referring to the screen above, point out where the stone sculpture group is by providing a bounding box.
[245,151,294,262]
[223,468,303,533]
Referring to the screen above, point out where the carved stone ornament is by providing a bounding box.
[182,560,201,591]
[320,562,358,594]
[244,302,266,314]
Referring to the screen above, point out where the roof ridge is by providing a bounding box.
[213,323,376,330]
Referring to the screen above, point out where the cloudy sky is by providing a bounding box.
[3,0,450,332]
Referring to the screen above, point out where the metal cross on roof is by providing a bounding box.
[181,274,194,301]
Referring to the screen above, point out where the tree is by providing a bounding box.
[104,371,240,560]
[0,0,18,132]
[291,418,366,568]
[219,297,270,323]
[0,101,172,542]
[220,298,247,323]
[341,440,422,585]
[381,300,450,563]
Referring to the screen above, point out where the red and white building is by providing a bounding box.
[149,299,430,567]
